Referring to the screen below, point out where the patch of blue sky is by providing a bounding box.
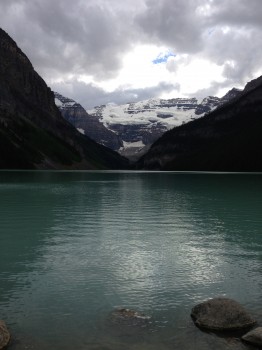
[152,50,176,64]
[208,28,215,36]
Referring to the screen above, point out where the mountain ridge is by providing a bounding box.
[136,75,262,171]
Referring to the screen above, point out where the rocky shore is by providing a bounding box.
[2,298,261,349]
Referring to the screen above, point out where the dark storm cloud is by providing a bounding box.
[136,0,204,52]
[0,0,140,80]
[205,0,262,28]
[0,0,262,104]
[52,80,180,109]
[198,0,262,86]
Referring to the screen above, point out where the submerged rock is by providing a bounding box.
[191,298,256,331]
[242,327,262,347]
[110,308,150,327]
[0,320,10,349]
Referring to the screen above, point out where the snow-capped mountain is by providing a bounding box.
[55,88,241,160]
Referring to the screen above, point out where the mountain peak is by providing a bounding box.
[0,28,32,70]
[220,87,242,102]
[243,75,262,93]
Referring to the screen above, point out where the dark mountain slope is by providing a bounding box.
[0,28,127,169]
[137,77,262,171]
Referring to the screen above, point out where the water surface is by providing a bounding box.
[0,171,261,349]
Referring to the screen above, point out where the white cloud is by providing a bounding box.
[176,58,225,97]
[0,0,262,107]
[98,45,176,91]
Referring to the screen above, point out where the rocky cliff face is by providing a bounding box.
[0,28,127,169]
[136,77,262,171]
[54,92,123,151]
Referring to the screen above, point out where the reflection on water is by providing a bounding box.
[0,171,261,350]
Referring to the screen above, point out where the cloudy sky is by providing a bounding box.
[1,0,262,109]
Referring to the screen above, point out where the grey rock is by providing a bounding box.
[242,327,262,347]
[0,320,10,349]
[110,308,150,327]
[191,298,256,331]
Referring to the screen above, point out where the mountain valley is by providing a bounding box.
[55,88,241,161]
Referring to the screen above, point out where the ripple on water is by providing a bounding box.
[0,171,261,350]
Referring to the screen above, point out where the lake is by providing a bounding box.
[0,171,261,350]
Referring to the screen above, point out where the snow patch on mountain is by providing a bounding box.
[87,97,202,131]
[55,97,63,107]
[121,140,145,149]
[55,88,242,161]
[77,128,85,135]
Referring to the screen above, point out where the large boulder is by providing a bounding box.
[191,298,256,331]
[242,327,262,347]
[110,308,150,327]
[0,320,10,349]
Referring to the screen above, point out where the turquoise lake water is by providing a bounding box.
[0,171,261,350]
